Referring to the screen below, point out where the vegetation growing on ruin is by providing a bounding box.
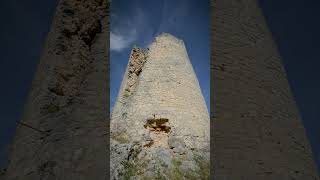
[122,152,149,180]
[193,153,210,180]
[46,103,60,113]
[111,133,129,144]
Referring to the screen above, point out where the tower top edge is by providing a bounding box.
[154,32,184,45]
[156,32,180,39]
[129,33,185,52]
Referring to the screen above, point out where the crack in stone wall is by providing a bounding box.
[110,47,148,139]
[123,47,147,98]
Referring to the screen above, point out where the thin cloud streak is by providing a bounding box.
[110,6,149,52]
[110,30,136,52]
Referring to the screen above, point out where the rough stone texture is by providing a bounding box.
[4,0,109,180]
[211,0,319,179]
[110,33,210,179]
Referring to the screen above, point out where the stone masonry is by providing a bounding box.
[110,33,210,179]
[211,0,319,179]
[4,0,109,179]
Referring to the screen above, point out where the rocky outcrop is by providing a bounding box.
[110,33,210,179]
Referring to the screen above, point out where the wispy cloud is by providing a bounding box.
[110,30,136,52]
[110,7,147,52]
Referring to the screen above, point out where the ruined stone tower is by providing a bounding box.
[212,0,319,179]
[4,0,109,179]
[110,33,210,179]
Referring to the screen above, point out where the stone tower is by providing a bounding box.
[4,0,109,180]
[110,33,210,179]
[212,0,319,179]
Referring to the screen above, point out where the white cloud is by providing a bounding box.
[110,7,146,52]
[110,30,136,52]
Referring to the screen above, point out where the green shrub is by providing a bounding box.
[46,103,60,113]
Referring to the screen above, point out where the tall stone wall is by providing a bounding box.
[110,33,210,179]
[211,0,319,179]
[4,0,109,179]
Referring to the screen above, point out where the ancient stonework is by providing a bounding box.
[4,0,109,180]
[211,0,319,179]
[110,33,210,179]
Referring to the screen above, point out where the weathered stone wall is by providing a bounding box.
[4,0,109,179]
[111,33,210,179]
[211,0,319,179]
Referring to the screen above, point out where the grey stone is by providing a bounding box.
[156,148,172,166]
[168,137,186,150]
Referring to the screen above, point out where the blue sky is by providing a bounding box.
[110,0,211,111]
